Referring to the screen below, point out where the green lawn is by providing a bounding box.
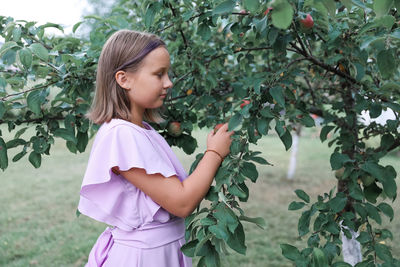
[0,126,399,267]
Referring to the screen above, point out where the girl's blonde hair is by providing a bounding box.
[86,29,166,125]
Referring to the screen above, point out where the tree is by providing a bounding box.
[1,0,399,266]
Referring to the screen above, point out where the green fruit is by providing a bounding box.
[334,167,345,179]
[168,121,183,137]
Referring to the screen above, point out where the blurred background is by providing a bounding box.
[1,1,399,266]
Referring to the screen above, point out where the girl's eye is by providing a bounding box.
[157,72,163,78]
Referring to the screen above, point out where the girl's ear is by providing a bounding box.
[115,70,131,90]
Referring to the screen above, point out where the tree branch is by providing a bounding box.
[1,80,59,101]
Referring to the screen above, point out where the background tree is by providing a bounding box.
[1,0,399,266]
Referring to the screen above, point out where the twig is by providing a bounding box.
[1,80,59,101]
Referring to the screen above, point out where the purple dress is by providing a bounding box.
[78,118,192,267]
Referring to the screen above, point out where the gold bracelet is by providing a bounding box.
[205,149,224,162]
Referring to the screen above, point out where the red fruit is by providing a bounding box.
[300,14,314,29]
[214,123,224,133]
[239,32,244,37]
[240,99,251,109]
[264,7,273,16]
[240,9,247,14]
[168,121,183,137]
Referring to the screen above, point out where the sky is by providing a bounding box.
[1,0,90,35]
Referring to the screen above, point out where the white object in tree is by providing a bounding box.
[287,128,300,180]
[341,224,362,266]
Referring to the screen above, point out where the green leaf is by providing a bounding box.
[280,244,302,261]
[205,248,220,267]
[0,41,19,58]
[356,232,372,244]
[380,134,395,150]
[18,48,32,69]
[76,131,88,153]
[228,113,243,131]
[228,183,247,198]
[181,240,199,257]
[213,0,236,15]
[144,3,156,28]
[323,0,337,17]
[269,86,285,107]
[373,0,394,17]
[271,0,294,29]
[279,129,292,151]
[329,194,347,213]
[365,203,382,224]
[200,217,217,226]
[364,182,382,203]
[29,43,48,61]
[0,137,8,170]
[28,151,41,168]
[226,222,246,254]
[330,152,351,170]
[299,114,315,127]
[395,0,400,10]
[256,119,268,135]
[295,189,310,203]
[361,161,387,182]
[377,203,394,221]
[374,243,393,262]
[0,101,6,119]
[239,215,266,229]
[72,21,83,33]
[27,90,43,115]
[213,203,239,233]
[377,49,396,79]
[53,128,77,143]
[243,0,260,13]
[260,107,275,118]
[288,201,306,210]
[298,209,311,236]
[209,224,229,240]
[6,138,26,149]
[369,103,382,118]
[382,176,397,199]
[375,15,396,29]
[250,156,270,165]
[312,247,328,267]
[340,0,353,11]
[12,149,27,162]
[197,23,212,41]
[319,125,335,142]
[241,161,258,182]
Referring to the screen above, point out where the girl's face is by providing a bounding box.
[122,47,173,112]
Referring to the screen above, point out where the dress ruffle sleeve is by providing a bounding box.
[78,122,181,231]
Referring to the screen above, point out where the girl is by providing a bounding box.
[78,29,234,267]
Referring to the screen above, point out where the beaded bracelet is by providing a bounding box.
[205,149,224,162]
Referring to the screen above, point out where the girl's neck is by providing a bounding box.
[130,106,145,128]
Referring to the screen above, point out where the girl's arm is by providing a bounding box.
[119,123,233,218]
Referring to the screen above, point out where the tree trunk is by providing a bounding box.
[287,125,301,180]
[341,225,362,266]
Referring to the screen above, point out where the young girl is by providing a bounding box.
[78,29,234,267]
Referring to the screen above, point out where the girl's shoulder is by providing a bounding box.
[102,118,154,133]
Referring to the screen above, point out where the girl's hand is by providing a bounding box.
[206,123,234,159]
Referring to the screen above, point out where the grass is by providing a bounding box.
[0,125,399,267]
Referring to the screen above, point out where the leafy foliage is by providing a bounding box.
[1,0,399,266]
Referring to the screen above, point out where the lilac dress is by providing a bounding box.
[78,118,192,267]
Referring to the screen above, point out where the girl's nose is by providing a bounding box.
[164,76,173,89]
